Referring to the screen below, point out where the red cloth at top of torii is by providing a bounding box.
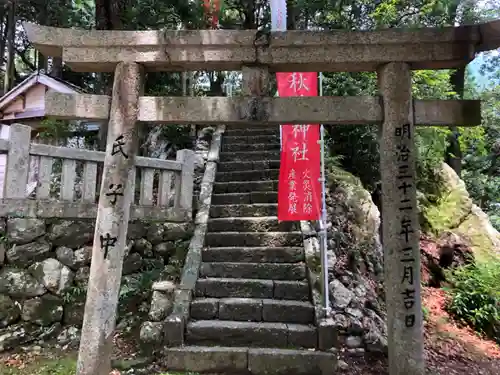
[203,0,222,29]
[276,72,322,221]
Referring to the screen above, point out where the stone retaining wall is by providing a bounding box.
[0,217,193,352]
[300,166,388,354]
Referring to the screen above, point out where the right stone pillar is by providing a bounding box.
[377,62,425,375]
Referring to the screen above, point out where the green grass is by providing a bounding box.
[0,356,77,375]
[0,354,198,375]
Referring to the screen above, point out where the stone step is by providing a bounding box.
[207,217,297,232]
[199,262,306,280]
[210,203,277,218]
[191,298,315,324]
[216,169,279,182]
[202,246,304,263]
[213,180,278,194]
[217,160,280,172]
[211,192,277,205]
[223,135,280,144]
[224,127,280,136]
[221,143,281,152]
[205,231,303,247]
[163,346,336,375]
[186,320,317,349]
[220,151,281,162]
[195,278,310,301]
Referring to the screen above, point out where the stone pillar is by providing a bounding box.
[240,66,270,126]
[241,66,270,96]
[76,62,144,375]
[377,62,424,375]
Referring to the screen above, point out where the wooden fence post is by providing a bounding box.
[76,62,144,375]
[175,149,195,215]
[4,123,31,199]
[377,62,424,375]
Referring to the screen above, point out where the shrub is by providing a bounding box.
[444,258,500,340]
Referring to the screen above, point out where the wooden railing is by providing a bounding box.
[0,123,194,222]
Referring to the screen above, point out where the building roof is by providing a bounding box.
[0,72,83,111]
[0,72,100,132]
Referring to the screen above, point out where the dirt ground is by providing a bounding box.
[341,287,500,375]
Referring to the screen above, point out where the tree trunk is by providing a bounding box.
[209,72,224,96]
[50,58,63,78]
[3,0,16,93]
[36,1,48,72]
[95,0,125,151]
[446,66,465,177]
[286,0,297,30]
[242,0,255,29]
[45,0,71,77]
[444,2,468,177]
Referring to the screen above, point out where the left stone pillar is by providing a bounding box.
[76,62,144,375]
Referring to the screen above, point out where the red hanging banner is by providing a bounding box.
[276,72,317,97]
[277,72,322,221]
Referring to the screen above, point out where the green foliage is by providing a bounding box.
[0,355,198,375]
[461,78,500,230]
[61,284,87,304]
[159,125,194,153]
[322,72,380,189]
[70,0,95,28]
[421,185,471,235]
[413,70,456,99]
[327,123,380,189]
[422,305,430,321]
[414,127,449,194]
[118,266,163,315]
[412,70,455,194]
[0,357,77,375]
[324,68,468,197]
[37,118,72,142]
[488,205,500,231]
[445,259,500,340]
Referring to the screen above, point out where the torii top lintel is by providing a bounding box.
[23,20,500,73]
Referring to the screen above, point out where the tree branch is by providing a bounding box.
[15,47,36,71]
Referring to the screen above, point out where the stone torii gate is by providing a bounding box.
[23,19,500,375]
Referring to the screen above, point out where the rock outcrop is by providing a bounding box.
[305,164,387,353]
[421,163,500,260]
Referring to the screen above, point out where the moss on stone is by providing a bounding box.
[453,207,500,262]
[327,165,380,244]
[423,188,472,234]
[421,163,472,233]
[305,251,321,274]
[421,163,500,261]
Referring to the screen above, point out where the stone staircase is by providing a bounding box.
[162,127,337,374]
